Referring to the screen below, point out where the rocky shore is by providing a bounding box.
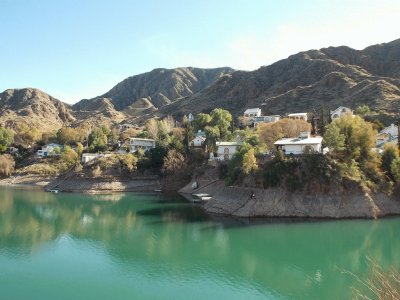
[179,174,400,219]
[0,174,161,194]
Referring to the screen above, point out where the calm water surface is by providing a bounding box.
[0,187,399,300]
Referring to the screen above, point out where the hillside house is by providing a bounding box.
[82,153,112,164]
[215,141,243,160]
[251,115,281,127]
[129,138,156,153]
[244,108,262,118]
[376,123,399,147]
[36,143,62,157]
[288,113,308,122]
[191,136,206,147]
[274,132,323,155]
[330,106,353,119]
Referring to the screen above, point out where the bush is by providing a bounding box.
[0,154,15,177]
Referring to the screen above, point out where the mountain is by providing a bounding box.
[0,88,75,131]
[1,39,400,132]
[74,67,234,111]
[158,39,400,121]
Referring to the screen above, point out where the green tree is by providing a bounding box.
[324,123,345,152]
[88,128,108,152]
[210,108,232,139]
[57,127,84,145]
[381,144,399,180]
[204,126,220,152]
[76,142,84,159]
[193,113,212,131]
[356,105,370,117]
[183,120,194,152]
[0,127,14,152]
[242,148,258,175]
[391,157,400,183]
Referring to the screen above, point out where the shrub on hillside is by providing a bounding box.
[0,154,15,177]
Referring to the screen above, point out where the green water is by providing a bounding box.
[0,187,399,299]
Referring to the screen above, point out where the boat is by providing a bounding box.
[48,189,59,193]
[192,193,212,202]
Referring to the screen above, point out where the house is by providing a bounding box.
[330,106,353,119]
[36,143,62,157]
[81,153,111,164]
[195,130,206,137]
[215,141,243,160]
[188,113,195,122]
[129,138,156,153]
[376,123,399,148]
[191,136,206,147]
[244,108,262,118]
[251,115,280,127]
[288,113,308,122]
[274,132,323,155]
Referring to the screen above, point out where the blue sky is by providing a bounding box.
[1,0,399,104]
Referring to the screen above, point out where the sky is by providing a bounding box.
[1,0,400,104]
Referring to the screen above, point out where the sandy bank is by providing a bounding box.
[179,179,400,219]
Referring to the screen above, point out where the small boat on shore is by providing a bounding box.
[48,189,59,193]
[192,193,212,202]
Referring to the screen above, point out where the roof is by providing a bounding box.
[288,113,307,117]
[244,108,261,114]
[192,136,206,141]
[129,137,156,142]
[274,136,323,146]
[216,141,243,147]
[330,106,352,113]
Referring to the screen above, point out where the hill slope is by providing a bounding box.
[0,88,75,131]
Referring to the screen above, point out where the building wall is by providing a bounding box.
[283,143,321,155]
[217,145,239,160]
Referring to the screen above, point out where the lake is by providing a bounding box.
[0,187,399,299]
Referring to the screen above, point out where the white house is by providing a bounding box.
[330,106,353,119]
[188,113,195,122]
[376,123,398,148]
[129,138,156,153]
[288,113,308,122]
[274,132,323,155]
[36,143,62,157]
[251,115,280,126]
[191,136,206,147]
[244,108,262,118]
[216,141,243,160]
[81,153,112,164]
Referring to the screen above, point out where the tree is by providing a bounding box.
[0,127,14,152]
[324,123,345,152]
[76,142,84,159]
[193,113,211,131]
[311,115,316,135]
[242,148,258,175]
[356,105,370,117]
[88,128,108,152]
[318,108,328,136]
[0,154,15,177]
[120,153,138,173]
[61,146,78,166]
[145,119,159,140]
[210,108,232,139]
[183,121,194,152]
[204,125,220,152]
[391,157,400,183]
[162,149,187,174]
[56,127,84,145]
[381,144,399,180]
[15,124,40,148]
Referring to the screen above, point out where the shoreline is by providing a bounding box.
[179,179,400,219]
[3,173,400,220]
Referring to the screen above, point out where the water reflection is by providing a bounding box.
[0,187,400,299]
